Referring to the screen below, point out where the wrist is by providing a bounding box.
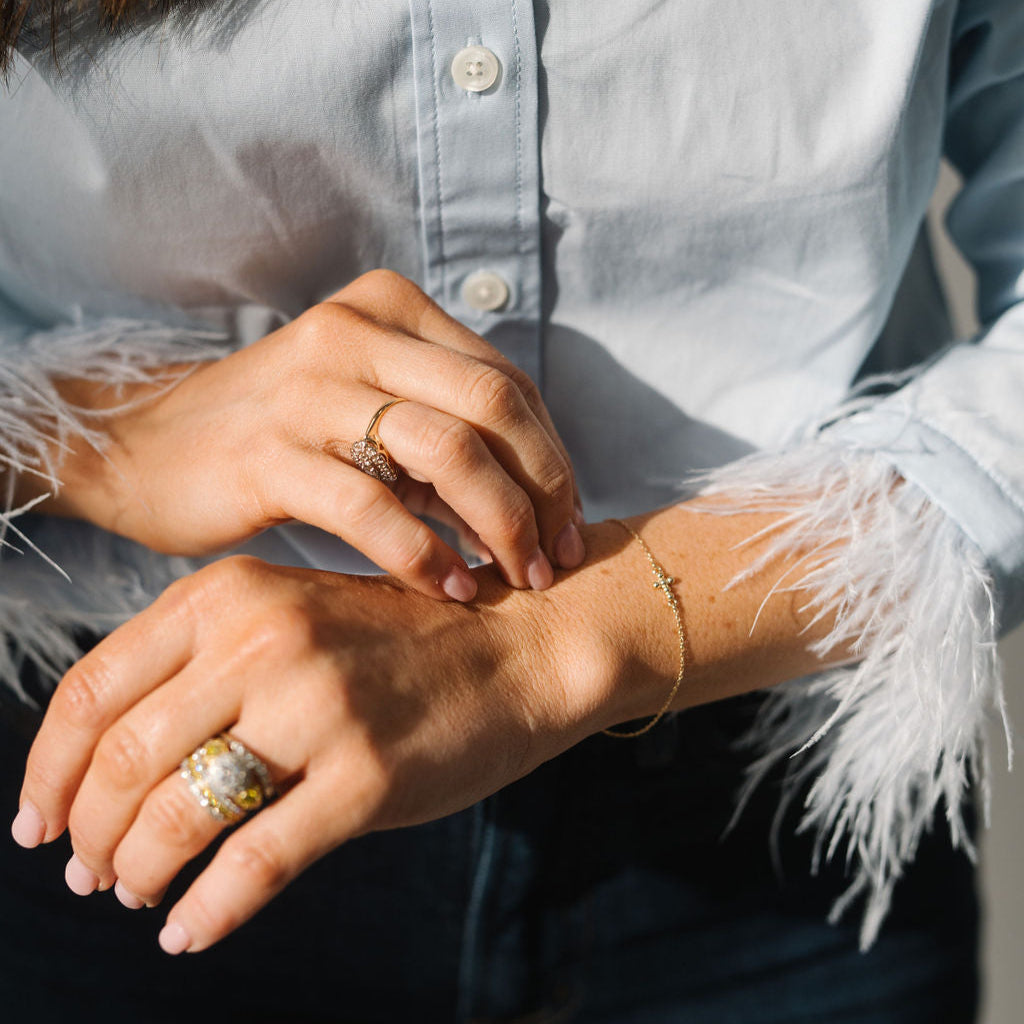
[10,379,113,516]
[23,418,126,531]
[470,519,681,744]
[12,375,180,540]
[475,501,848,748]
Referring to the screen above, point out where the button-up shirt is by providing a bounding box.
[0,0,1022,625]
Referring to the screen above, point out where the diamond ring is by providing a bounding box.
[181,733,276,824]
[350,398,407,484]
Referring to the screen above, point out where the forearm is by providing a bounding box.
[490,453,1002,950]
[474,502,849,742]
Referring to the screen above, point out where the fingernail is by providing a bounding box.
[114,880,146,910]
[526,549,554,591]
[158,921,192,955]
[554,522,586,569]
[65,854,100,897]
[11,802,46,848]
[441,565,477,602]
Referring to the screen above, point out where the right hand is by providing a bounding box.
[41,270,585,600]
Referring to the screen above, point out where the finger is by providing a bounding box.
[110,752,250,907]
[407,298,574,463]
[366,342,581,571]
[327,274,584,564]
[263,450,479,601]
[156,774,359,955]
[16,577,199,845]
[371,400,549,589]
[115,716,307,910]
[332,270,575,471]
[396,481,491,562]
[111,769,224,906]
[394,293,585,525]
[64,656,244,888]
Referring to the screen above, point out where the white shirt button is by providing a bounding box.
[451,46,501,93]
[461,270,510,312]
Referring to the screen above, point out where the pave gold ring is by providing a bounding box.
[181,733,276,824]
[350,398,407,484]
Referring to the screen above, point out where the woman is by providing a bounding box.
[1,1,1019,1020]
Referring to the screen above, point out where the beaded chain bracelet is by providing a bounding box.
[602,519,687,739]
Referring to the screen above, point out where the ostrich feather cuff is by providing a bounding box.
[693,441,1009,950]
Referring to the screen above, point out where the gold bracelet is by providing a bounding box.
[602,519,687,739]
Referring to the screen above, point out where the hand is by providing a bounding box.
[41,270,585,599]
[9,508,852,954]
[10,554,614,953]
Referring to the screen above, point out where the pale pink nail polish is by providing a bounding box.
[11,802,46,848]
[65,854,100,896]
[158,922,192,955]
[441,566,477,602]
[554,522,586,569]
[526,550,554,591]
[114,880,146,910]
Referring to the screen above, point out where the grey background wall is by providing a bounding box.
[928,163,1022,1024]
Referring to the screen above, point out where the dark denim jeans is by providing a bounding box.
[0,687,978,1023]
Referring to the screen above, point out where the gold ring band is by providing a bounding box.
[351,398,407,483]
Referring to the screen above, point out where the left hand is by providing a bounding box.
[10,554,611,953]
[11,503,846,954]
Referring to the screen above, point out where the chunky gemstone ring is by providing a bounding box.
[350,398,407,484]
[181,734,276,824]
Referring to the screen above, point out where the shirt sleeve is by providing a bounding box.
[0,294,224,702]
[828,0,1024,628]
[694,0,1023,949]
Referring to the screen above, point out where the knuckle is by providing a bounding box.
[184,888,235,940]
[197,554,266,596]
[140,787,207,849]
[466,367,522,424]
[423,418,479,478]
[503,362,542,407]
[294,300,350,344]
[55,658,117,731]
[244,602,316,660]
[389,527,437,581]
[336,478,394,530]
[162,557,271,640]
[495,490,537,547]
[22,755,67,806]
[157,573,198,615]
[222,831,289,893]
[356,267,412,295]
[535,457,574,504]
[335,270,427,321]
[93,723,152,790]
[66,806,111,866]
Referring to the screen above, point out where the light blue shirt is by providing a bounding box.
[1,0,1023,629]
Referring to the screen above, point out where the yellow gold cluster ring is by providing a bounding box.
[180,733,276,824]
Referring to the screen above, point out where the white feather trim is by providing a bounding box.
[0,317,228,700]
[0,523,199,705]
[0,317,227,488]
[693,442,1008,949]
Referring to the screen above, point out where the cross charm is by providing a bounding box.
[652,570,675,596]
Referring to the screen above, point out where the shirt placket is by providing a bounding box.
[408,0,543,386]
